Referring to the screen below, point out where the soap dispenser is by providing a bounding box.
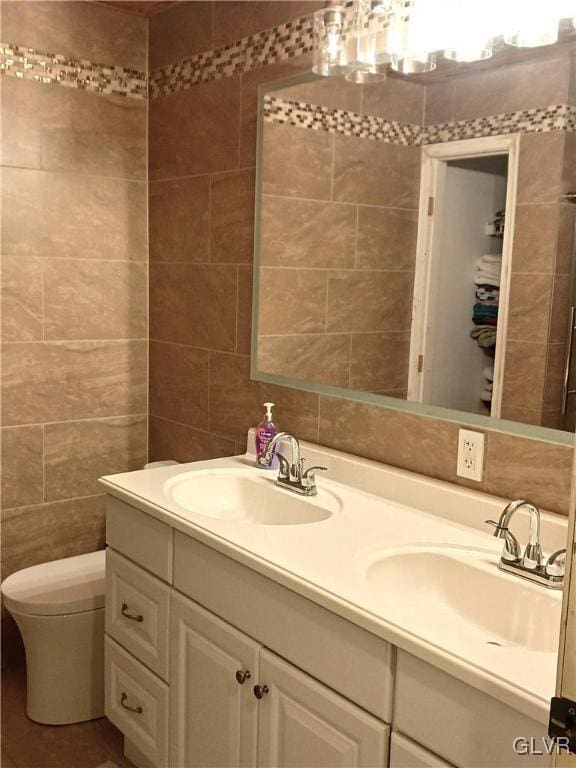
[255,402,279,469]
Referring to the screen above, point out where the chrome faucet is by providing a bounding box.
[486,499,564,589]
[263,432,327,496]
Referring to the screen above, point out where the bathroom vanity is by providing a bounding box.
[100,437,567,768]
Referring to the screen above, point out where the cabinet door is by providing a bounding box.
[390,733,454,768]
[169,591,259,768]
[257,650,389,768]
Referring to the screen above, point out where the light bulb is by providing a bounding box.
[386,0,444,71]
[502,2,561,47]
[444,0,496,62]
[312,6,350,77]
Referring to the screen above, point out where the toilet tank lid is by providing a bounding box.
[1,550,105,616]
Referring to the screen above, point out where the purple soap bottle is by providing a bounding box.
[255,402,279,469]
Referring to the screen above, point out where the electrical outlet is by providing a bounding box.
[457,429,485,482]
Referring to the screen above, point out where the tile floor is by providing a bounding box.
[1,664,133,768]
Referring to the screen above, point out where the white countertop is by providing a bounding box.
[100,436,567,726]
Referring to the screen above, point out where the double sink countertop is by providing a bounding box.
[100,435,567,726]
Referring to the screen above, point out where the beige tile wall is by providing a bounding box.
[148,3,322,464]
[148,2,575,519]
[0,1,148,653]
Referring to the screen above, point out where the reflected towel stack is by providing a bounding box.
[473,254,502,289]
[471,254,501,347]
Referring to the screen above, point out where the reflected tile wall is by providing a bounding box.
[258,103,421,393]
[148,2,575,522]
[0,0,148,645]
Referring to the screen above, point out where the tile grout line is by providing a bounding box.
[2,413,148,431]
[4,491,109,515]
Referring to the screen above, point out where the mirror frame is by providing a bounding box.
[250,72,574,447]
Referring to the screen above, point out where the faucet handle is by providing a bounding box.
[303,465,328,479]
[302,466,328,489]
[485,520,521,561]
[545,549,566,578]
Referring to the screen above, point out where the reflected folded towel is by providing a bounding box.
[470,326,497,348]
[474,272,500,287]
[473,303,498,317]
[476,285,500,302]
[483,364,494,382]
[476,256,501,272]
[480,387,493,403]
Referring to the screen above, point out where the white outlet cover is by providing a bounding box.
[457,429,485,482]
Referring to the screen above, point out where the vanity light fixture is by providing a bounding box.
[312,0,575,80]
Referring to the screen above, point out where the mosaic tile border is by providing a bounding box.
[149,14,314,99]
[0,43,147,100]
[263,95,423,146]
[425,104,576,144]
[264,95,576,146]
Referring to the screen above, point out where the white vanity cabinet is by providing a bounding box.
[104,496,552,768]
[105,498,392,768]
[170,590,389,768]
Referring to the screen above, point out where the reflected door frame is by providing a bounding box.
[407,134,521,418]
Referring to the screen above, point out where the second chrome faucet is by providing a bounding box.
[263,432,327,496]
[486,499,565,589]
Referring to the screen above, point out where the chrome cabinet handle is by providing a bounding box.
[253,684,269,699]
[120,692,143,714]
[121,603,143,623]
[235,669,251,685]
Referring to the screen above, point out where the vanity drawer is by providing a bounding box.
[173,533,395,722]
[106,497,173,583]
[394,651,550,768]
[106,549,170,681]
[105,636,169,768]
[390,733,454,768]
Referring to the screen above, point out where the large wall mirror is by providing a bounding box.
[251,37,576,443]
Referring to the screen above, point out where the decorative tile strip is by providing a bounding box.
[0,43,147,100]
[424,104,576,144]
[264,95,576,147]
[263,95,423,146]
[149,14,314,99]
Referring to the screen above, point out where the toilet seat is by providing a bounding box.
[1,550,105,616]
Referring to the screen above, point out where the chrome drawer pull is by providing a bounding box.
[121,603,143,623]
[120,692,143,714]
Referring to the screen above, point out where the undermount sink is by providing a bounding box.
[361,546,561,653]
[165,468,340,525]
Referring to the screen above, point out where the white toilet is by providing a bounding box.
[1,549,106,725]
